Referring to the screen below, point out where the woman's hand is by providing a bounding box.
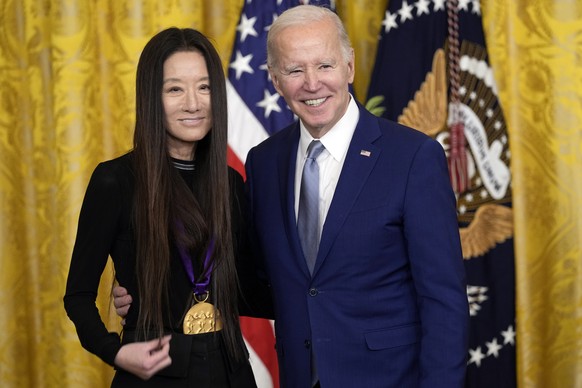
[114,335,172,380]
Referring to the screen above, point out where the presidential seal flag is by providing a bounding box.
[366,1,515,387]
[226,1,332,387]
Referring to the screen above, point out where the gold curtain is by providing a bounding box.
[481,1,582,386]
[335,0,389,101]
[1,0,581,387]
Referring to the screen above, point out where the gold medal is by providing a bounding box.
[183,292,223,335]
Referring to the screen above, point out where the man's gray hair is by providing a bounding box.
[267,5,353,69]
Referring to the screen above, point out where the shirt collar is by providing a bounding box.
[299,95,359,161]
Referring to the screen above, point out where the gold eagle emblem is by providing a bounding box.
[397,48,447,137]
[459,204,513,259]
[392,48,514,259]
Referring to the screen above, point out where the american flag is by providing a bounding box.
[366,1,516,387]
[226,1,332,387]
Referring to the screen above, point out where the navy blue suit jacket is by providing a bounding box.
[245,104,469,387]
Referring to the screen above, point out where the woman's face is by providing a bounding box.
[162,50,212,160]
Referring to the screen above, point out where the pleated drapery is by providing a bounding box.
[481,1,582,386]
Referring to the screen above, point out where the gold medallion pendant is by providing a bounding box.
[183,292,223,335]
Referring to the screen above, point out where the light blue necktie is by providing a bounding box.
[298,140,325,274]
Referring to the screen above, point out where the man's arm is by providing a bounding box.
[112,285,132,325]
[404,138,469,387]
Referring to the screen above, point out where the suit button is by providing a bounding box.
[304,340,311,348]
[308,288,318,296]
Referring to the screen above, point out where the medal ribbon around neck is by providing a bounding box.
[177,235,223,334]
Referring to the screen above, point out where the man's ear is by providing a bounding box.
[347,48,355,84]
[269,67,282,94]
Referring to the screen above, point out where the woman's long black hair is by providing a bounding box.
[132,27,245,360]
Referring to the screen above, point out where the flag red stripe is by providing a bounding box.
[227,145,246,180]
[240,317,279,388]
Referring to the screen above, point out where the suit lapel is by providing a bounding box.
[313,107,382,275]
[275,124,310,274]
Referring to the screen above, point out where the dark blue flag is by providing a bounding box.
[366,1,516,387]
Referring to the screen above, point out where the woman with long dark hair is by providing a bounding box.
[64,27,267,387]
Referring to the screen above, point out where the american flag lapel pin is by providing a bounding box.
[360,150,371,157]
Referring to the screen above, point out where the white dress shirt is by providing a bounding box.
[295,95,360,235]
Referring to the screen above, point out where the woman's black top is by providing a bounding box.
[64,152,272,367]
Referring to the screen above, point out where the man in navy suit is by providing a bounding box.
[244,5,469,387]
